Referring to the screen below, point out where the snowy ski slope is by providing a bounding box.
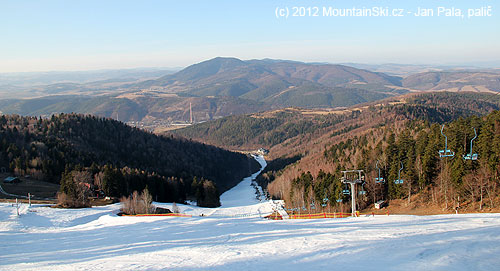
[1,155,500,270]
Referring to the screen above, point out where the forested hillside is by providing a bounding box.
[403,71,500,92]
[172,108,352,149]
[268,110,500,213]
[175,91,500,212]
[174,92,500,150]
[264,93,500,213]
[0,114,260,206]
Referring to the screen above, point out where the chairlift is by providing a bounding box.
[336,192,343,203]
[375,160,385,184]
[394,162,404,184]
[358,183,366,195]
[310,202,316,210]
[463,127,479,161]
[302,206,307,211]
[342,183,350,195]
[322,195,329,207]
[439,124,455,158]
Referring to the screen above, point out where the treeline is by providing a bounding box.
[408,92,500,116]
[173,109,350,148]
[174,92,500,150]
[280,109,500,211]
[0,114,259,207]
[59,164,220,207]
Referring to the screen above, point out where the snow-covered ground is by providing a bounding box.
[1,155,500,270]
[220,154,267,207]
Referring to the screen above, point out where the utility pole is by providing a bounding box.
[189,102,193,124]
[16,198,19,216]
[341,170,365,217]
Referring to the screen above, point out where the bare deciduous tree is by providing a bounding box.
[120,188,155,215]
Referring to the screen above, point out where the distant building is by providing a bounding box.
[256,148,269,155]
[3,177,20,183]
[374,200,387,209]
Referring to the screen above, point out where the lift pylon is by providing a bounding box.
[341,170,364,217]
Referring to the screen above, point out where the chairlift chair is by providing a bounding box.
[463,127,479,161]
[375,177,385,184]
[439,124,455,158]
[336,192,343,203]
[375,160,385,184]
[310,202,316,210]
[342,183,350,195]
[394,162,404,184]
[358,183,366,195]
[322,196,329,207]
[465,153,478,160]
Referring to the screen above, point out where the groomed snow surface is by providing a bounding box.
[1,155,500,270]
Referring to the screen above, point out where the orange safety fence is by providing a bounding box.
[122,213,192,217]
[122,211,367,219]
[288,211,359,219]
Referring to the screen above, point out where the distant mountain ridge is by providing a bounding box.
[402,71,500,92]
[135,57,405,108]
[1,57,499,124]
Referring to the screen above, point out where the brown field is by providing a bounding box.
[0,173,59,200]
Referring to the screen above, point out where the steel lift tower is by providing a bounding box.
[341,170,365,217]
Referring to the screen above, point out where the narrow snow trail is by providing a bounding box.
[158,154,276,218]
[220,154,267,207]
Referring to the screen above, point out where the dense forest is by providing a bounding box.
[173,108,362,149]
[0,114,260,207]
[268,106,500,212]
[173,92,500,150]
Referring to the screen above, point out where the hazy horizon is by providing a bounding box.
[1,57,500,75]
[1,0,498,73]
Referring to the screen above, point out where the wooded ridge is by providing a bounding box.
[0,114,260,207]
